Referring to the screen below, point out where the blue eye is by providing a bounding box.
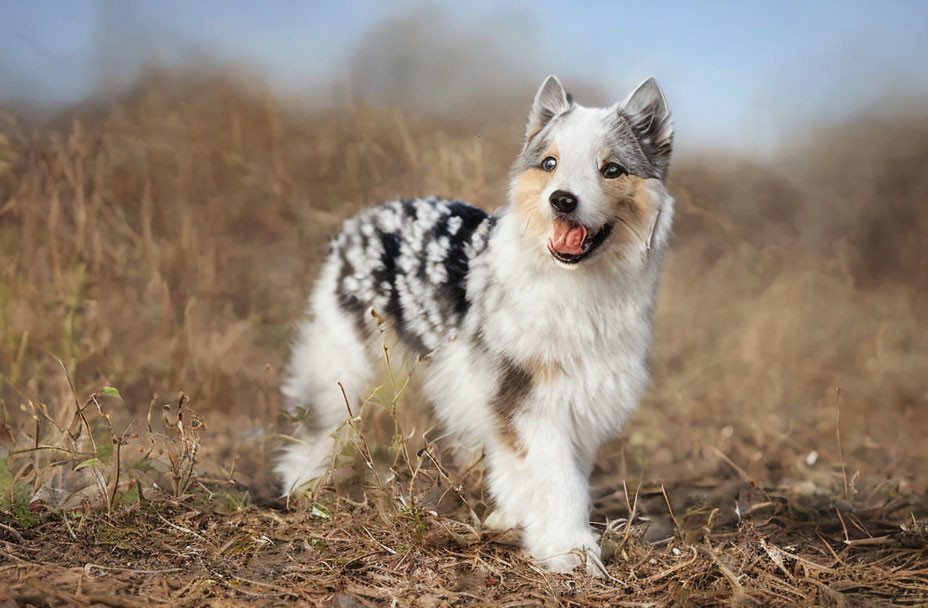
[541,156,557,172]
[601,162,627,179]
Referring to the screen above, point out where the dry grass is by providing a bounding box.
[1,72,927,607]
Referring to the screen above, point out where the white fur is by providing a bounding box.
[275,76,675,575]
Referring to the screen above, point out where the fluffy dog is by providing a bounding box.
[276,75,675,574]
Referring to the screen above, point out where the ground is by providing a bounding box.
[1,74,927,607]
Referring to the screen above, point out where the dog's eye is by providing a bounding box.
[601,162,627,179]
[540,156,558,172]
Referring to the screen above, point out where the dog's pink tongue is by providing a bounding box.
[549,219,587,255]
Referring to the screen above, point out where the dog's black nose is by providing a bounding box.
[549,190,578,214]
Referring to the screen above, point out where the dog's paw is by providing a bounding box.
[530,532,603,577]
[537,551,584,574]
[536,546,605,577]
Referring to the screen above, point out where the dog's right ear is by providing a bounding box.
[524,75,571,148]
[620,77,673,178]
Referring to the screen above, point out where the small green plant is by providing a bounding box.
[0,456,36,527]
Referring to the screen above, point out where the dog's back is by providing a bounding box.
[327,197,495,355]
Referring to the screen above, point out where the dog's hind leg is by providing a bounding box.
[275,259,376,495]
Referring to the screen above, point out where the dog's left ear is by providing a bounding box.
[621,77,673,178]
[524,75,572,149]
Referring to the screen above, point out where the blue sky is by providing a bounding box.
[1,1,927,150]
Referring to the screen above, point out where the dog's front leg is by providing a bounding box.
[487,420,601,575]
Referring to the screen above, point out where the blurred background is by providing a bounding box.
[1,1,926,505]
[4,1,928,150]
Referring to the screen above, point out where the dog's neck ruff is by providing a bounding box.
[460,206,667,374]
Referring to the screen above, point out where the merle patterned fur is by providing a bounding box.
[332,197,496,355]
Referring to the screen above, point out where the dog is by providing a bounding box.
[276,75,674,574]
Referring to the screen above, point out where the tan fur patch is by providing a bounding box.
[603,175,656,246]
[512,144,558,244]
[525,124,543,145]
[489,356,567,458]
[529,357,565,384]
[490,359,533,457]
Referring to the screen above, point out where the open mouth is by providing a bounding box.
[546,219,614,265]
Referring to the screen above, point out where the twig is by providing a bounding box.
[835,507,851,544]
[58,359,97,453]
[708,445,754,484]
[816,532,846,567]
[617,480,641,554]
[83,563,183,575]
[835,387,849,498]
[660,482,681,532]
[361,525,397,555]
[702,542,745,597]
[109,437,121,514]
[0,522,25,543]
[154,512,211,545]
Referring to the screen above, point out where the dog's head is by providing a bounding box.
[509,75,674,268]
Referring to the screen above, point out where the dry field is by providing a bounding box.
[1,73,927,607]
